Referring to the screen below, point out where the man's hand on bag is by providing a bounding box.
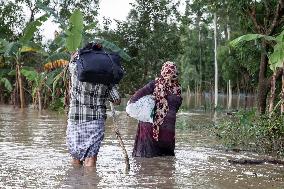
[70,51,78,61]
[112,99,121,105]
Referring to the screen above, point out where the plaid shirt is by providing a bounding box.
[67,56,120,125]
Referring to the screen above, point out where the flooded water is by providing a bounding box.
[0,105,283,189]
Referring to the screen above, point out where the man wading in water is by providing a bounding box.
[66,42,121,167]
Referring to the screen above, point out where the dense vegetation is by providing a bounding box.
[215,110,284,156]
[0,0,283,115]
[0,0,284,156]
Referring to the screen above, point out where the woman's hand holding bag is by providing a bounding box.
[126,95,156,123]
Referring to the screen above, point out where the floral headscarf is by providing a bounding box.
[152,61,181,141]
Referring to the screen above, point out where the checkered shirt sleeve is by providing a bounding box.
[67,55,121,125]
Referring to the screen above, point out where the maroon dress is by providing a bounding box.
[130,80,182,157]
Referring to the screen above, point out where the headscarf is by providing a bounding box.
[152,61,181,141]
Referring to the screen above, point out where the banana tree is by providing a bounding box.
[21,67,50,110]
[0,14,48,108]
[230,31,284,114]
[43,8,131,102]
[37,6,131,109]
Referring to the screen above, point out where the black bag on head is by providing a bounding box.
[76,46,124,85]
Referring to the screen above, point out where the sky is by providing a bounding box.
[98,0,134,22]
[40,0,134,43]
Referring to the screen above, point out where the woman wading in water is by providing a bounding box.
[129,61,182,157]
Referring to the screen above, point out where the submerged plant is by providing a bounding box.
[215,110,284,156]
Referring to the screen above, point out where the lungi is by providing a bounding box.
[66,119,105,161]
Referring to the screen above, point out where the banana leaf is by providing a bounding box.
[93,39,131,61]
[45,52,70,63]
[20,14,49,44]
[0,78,12,92]
[230,34,276,47]
[66,9,83,52]
[4,42,21,57]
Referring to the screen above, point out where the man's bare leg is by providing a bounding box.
[84,156,97,167]
[71,158,83,166]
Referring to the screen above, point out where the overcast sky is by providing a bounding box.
[40,0,134,42]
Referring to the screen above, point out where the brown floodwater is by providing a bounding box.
[0,104,283,189]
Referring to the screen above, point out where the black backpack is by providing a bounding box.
[76,48,124,85]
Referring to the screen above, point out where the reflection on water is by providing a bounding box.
[181,93,256,111]
[0,105,283,189]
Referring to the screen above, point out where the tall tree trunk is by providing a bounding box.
[281,64,284,114]
[37,90,42,111]
[247,0,284,113]
[198,19,202,93]
[237,83,240,110]
[213,12,218,110]
[0,88,3,103]
[13,76,19,107]
[16,64,25,109]
[194,81,196,107]
[257,44,269,114]
[227,80,232,109]
[227,16,232,109]
[268,72,276,114]
[227,82,229,108]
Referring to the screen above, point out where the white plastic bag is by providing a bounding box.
[126,95,155,123]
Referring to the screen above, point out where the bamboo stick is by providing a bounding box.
[110,102,130,172]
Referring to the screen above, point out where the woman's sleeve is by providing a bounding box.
[129,80,155,103]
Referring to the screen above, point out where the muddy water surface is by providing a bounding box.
[0,105,283,189]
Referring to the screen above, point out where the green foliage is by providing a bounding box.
[0,0,283,112]
[20,14,49,44]
[218,43,259,91]
[94,39,131,61]
[215,110,284,156]
[0,78,12,92]
[269,31,284,71]
[0,2,26,39]
[0,69,12,92]
[230,34,276,47]
[0,38,9,53]
[230,31,284,72]
[4,42,21,57]
[36,1,67,28]
[100,0,182,94]
[52,69,64,99]
[2,14,48,59]
[21,67,47,97]
[49,97,65,112]
[45,52,70,63]
[66,9,84,52]
[21,68,39,82]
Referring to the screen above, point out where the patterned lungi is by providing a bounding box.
[66,119,105,161]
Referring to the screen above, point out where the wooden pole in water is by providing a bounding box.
[110,102,130,172]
